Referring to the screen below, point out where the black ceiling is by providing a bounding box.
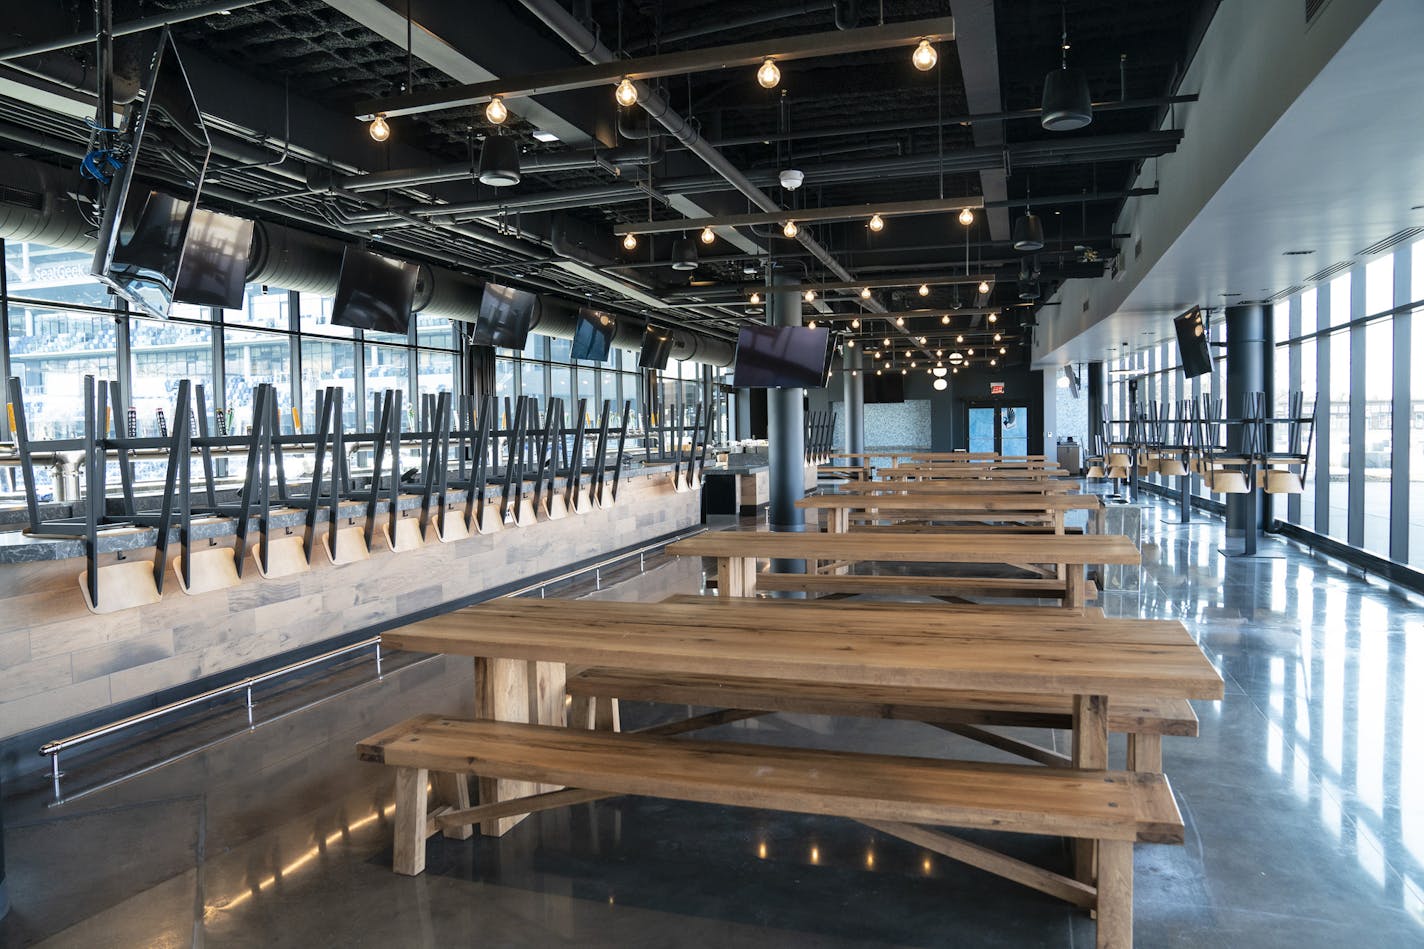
[1,0,1216,358]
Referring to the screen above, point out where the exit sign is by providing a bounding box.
[990,382,1005,395]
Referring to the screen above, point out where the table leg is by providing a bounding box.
[717,555,756,597]
[1065,564,1087,610]
[833,508,849,534]
[472,657,501,837]
[1073,693,1110,886]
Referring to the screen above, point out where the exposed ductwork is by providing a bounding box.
[0,154,96,251]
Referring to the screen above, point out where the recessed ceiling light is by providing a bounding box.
[532,130,560,143]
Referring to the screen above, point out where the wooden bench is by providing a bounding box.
[360,714,1184,948]
[752,571,1099,603]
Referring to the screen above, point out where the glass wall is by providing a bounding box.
[1272,236,1424,569]
[1,237,460,502]
[493,340,649,436]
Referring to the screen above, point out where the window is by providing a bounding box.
[1326,274,1352,540]
[301,337,359,430]
[225,329,292,434]
[1362,257,1394,555]
[1299,289,1318,531]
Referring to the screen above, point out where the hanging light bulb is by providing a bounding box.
[978,280,991,295]
[901,368,908,375]
[804,289,816,303]
[912,39,938,72]
[895,317,905,327]
[988,312,998,323]
[485,96,509,125]
[991,358,998,366]
[918,284,930,297]
[700,226,716,245]
[941,314,950,324]
[846,339,854,347]
[918,336,927,344]
[958,207,975,227]
[999,346,1007,354]
[956,334,964,343]
[884,361,891,370]
[851,318,860,328]
[807,319,817,328]
[936,349,943,357]
[876,369,883,376]
[368,113,391,142]
[952,366,958,374]
[615,78,639,108]
[968,348,975,355]
[757,57,781,89]
[860,287,872,299]
[750,292,761,305]
[868,213,885,232]
[622,232,638,251]
[783,220,798,238]
[883,337,890,347]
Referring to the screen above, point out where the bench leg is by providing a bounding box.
[1126,734,1162,772]
[432,771,473,840]
[393,766,430,876]
[1095,839,1134,949]
[567,693,594,730]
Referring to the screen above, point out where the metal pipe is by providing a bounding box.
[0,0,271,62]
[628,0,834,49]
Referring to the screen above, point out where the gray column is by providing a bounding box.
[1086,361,1105,439]
[1225,304,1267,543]
[767,273,806,534]
[842,346,864,455]
[1390,251,1412,563]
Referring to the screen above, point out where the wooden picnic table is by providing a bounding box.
[665,530,1138,607]
[879,465,1064,480]
[797,492,1101,534]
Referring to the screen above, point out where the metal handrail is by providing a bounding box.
[37,524,707,791]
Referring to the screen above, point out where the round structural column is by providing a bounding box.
[767,273,806,535]
[1225,303,1268,542]
[842,346,865,456]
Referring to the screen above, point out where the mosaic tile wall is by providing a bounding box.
[829,399,932,450]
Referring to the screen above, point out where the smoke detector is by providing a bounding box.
[779,169,804,191]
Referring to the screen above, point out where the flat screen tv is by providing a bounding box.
[639,322,674,370]
[173,208,254,309]
[865,373,905,404]
[471,283,539,349]
[731,325,831,388]
[571,306,616,362]
[330,245,418,335]
[91,29,211,318]
[1174,306,1213,378]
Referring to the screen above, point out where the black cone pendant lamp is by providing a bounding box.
[477,134,521,187]
[1013,212,1045,251]
[670,235,699,271]
[1041,5,1092,132]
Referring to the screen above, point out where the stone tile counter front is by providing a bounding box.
[0,469,700,750]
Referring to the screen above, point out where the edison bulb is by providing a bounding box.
[994,333,1002,342]
[485,96,508,125]
[1000,346,1007,354]
[868,213,885,232]
[699,226,716,245]
[783,220,798,238]
[757,58,781,89]
[804,289,816,302]
[988,312,998,323]
[750,292,761,305]
[912,39,938,72]
[941,314,950,324]
[882,338,890,347]
[918,336,927,344]
[918,283,930,297]
[368,113,391,142]
[968,348,975,355]
[876,369,882,376]
[807,319,816,328]
[615,78,639,107]
[846,339,854,347]
[978,280,990,295]
[622,232,637,251]
[990,358,997,366]
[956,334,964,343]
[910,360,916,368]
[851,318,860,328]
[958,207,975,227]
[895,317,905,327]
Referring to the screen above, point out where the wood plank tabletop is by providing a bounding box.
[666,531,1140,564]
[837,480,1081,495]
[796,493,1100,511]
[384,599,1223,699]
[878,467,1062,479]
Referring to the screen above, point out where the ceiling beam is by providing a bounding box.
[670,273,1000,300]
[620,188,1157,237]
[355,16,955,119]
[949,0,1010,241]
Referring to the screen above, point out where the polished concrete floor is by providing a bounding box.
[2,491,1423,948]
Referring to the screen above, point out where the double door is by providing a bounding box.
[968,404,1030,455]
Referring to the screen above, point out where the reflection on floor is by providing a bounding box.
[2,493,1422,948]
